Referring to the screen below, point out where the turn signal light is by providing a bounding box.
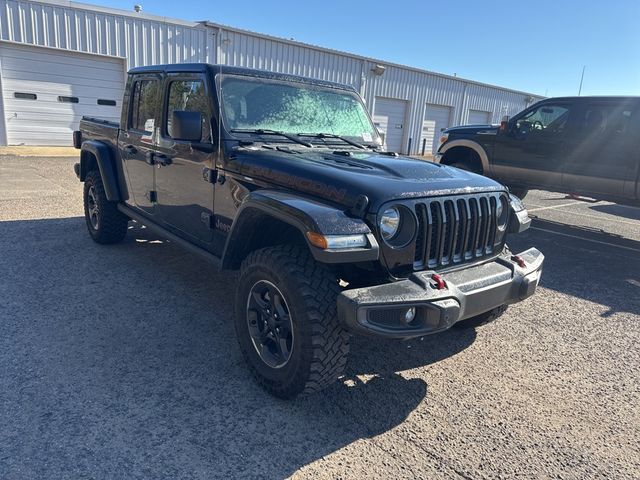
[306,232,368,250]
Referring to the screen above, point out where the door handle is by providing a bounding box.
[154,154,172,166]
[124,145,137,155]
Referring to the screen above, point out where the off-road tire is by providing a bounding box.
[235,244,350,399]
[83,170,128,244]
[508,187,529,200]
[453,304,508,330]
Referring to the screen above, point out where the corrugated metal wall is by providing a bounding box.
[0,0,213,69]
[0,0,544,151]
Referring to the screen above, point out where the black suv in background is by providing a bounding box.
[435,96,640,205]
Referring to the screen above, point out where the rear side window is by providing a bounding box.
[130,80,160,133]
[579,103,634,136]
[165,79,210,142]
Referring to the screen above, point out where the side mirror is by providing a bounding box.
[171,110,203,142]
[499,116,510,133]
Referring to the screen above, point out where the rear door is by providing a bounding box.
[492,101,576,189]
[118,75,162,216]
[153,73,216,245]
[562,99,639,200]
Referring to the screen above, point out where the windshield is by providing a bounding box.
[219,75,381,145]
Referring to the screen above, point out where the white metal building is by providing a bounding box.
[0,0,543,150]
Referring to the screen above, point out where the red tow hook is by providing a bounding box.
[431,273,447,290]
[511,255,526,268]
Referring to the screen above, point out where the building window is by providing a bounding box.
[97,99,117,106]
[58,96,79,103]
[14,92,37,100]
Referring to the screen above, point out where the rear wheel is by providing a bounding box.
[83,170,128,244]
[235,244,350,399]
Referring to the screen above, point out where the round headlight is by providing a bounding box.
[496,196,509,231]
[379,207,400,240]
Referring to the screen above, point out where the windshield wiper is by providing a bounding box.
[297,132,367,150]
[230,128,313,148]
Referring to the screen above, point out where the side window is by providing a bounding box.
[166,79,211,142]
[579,103,634,136]
[129,79,160,133]
[516,104,570,135]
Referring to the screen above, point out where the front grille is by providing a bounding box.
[413,194,503,270]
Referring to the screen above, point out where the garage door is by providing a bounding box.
[0,43,125,145]
[373,98,407,153]
[421,104,452,155]
[468,109,491,125]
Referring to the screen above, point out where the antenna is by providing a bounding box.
[578,65,586,96]
[217,63,222,159]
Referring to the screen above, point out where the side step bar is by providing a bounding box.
[118,204,222,269]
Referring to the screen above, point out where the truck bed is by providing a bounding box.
[79,116,119,145]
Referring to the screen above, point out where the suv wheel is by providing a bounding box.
[235,245,350,398]
[83,170,129,244]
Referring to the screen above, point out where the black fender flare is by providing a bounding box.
[79,141,121,202]
[221,190,379,269]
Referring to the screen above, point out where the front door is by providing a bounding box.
[119,75,162,216]
[562,99,639,200]
[154,74,216,245]
[492,102,575,189]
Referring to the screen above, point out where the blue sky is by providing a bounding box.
[97,0,639,97]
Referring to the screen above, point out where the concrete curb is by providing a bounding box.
[0,146,79,157]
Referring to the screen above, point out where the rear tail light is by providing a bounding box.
[72,130,82,149]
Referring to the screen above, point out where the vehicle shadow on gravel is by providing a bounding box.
[1,217,477,479]
[510,217,640,318]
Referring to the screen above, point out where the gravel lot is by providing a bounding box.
[1,155,639,479]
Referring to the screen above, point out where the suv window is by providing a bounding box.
[166,80,210,142]
[579,103,634,136]
[516,104,570,135]
[130,79,160,133]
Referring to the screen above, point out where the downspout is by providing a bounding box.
[0,57,8,145]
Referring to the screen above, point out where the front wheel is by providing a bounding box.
[509,187,529,200]
[234,245,350,399]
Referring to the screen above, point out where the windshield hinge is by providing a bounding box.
[202,167,217,184]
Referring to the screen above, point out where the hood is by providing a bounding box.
[445,124,499,135]
[231,146,506,211]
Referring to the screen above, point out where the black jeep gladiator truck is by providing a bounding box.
[74,63,543,399]
[435,96,640,206]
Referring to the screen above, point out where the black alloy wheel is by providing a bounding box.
[246,280,295,369]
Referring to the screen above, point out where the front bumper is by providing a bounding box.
[337,247,543,339]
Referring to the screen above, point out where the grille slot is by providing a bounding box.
[413,194,503,270]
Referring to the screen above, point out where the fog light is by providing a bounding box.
[404,307,416,324]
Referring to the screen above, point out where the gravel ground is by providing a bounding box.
[1,155,639,479]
